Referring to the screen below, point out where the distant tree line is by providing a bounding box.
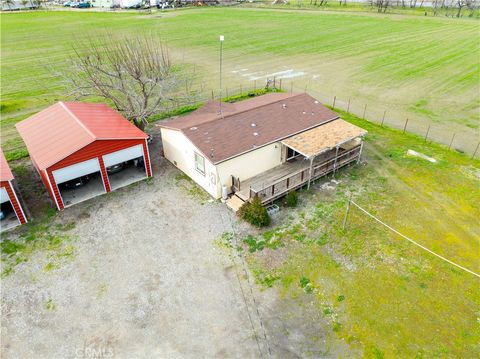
[288,0,480,17]
[369,0,479,17]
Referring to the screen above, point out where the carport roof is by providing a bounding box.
[0,148,14,182]
[16,102,147,171]
[282,119,367,158]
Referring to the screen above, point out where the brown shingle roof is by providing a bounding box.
[158,93,339,164]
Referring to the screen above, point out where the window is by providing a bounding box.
[194,152,205,175]
[287,147,301,161]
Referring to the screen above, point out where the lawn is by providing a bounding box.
[1,8,479,158]
[240,109,480,357]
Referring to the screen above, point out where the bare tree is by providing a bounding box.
[2,0,16,9]
[60,35,185,130]
[432,0,441,15]
[32,0,44,9]
[370,0,391,12]
[451,0,478,16]
[456,0,467,16]
[466,0,479,16]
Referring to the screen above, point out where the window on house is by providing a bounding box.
[194,152,205,175]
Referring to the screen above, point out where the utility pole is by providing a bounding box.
[219,35,224,117]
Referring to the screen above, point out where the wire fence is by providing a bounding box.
[206,78,479,158]
[3,78,479,159]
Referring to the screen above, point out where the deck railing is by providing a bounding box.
[250,145,361,203]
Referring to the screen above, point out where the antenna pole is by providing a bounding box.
[219,35,224,116]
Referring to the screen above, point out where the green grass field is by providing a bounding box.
[242,110,480,357]
[1,8,479,158]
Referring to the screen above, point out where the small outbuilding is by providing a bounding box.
[0,149,27,231]
[17,102,152,211]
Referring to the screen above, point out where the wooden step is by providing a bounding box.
[226,194,245,213]
[235,190,249,202]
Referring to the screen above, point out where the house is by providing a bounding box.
[0,149,27,232]
[117,0,142,8]
[16,102,152,211]
[158,92,367,211]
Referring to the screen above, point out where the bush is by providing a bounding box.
[285,190,298,207]
[239,197,271,227]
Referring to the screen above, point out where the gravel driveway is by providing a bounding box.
[1,127,269,358]
[1,131,348,358]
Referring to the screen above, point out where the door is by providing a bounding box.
[0,187,9,203]
[52,158,101,184]
[103,145,144,168]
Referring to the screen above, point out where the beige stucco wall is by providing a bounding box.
[216,142,284,196]
[160,128,219,198]
[161,128,286,199]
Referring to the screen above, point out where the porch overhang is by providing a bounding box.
[281,119,367,159]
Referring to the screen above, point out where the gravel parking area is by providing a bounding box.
[1,131,348,358]
[0,134,266,357]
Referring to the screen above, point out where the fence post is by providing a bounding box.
[342,194,353,230]
[211,90,214,100]
[448,133,456,150]
[332,96,336,109]
[424,125,430,142]
[240,84,242,93]
[226,88,229,98]
[290,81,293,94]
[381,110,386,126]
[347,98,351,112]
[403,118,409,133]
[279,79,282,90]
[254,80,256,91]
[304,84,308,93]
[362,104,367,119]
[472,142,480,159]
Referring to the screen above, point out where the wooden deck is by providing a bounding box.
[236,145,361,204]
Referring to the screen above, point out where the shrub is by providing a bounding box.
[239,197,271,227]
[299,276,313,294]
[285,190,298,207]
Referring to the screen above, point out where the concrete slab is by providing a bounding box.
[0,202,20,232]
[108,160,147,191]
[59,172,105,208]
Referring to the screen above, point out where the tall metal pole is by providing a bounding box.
[219,35,224,116]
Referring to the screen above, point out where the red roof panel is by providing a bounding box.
[0,148,14,182]
[16,102,147,170]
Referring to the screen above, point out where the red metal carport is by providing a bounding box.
[0,149,27,231]
[16,102,152,211]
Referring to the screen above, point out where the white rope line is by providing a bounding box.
[350,200,480,279]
